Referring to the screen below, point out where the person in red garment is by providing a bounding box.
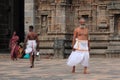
[24,25,39,68]
[9,31,19,61]
[67,18,90,74]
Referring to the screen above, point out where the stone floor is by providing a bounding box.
[0,57,120,80]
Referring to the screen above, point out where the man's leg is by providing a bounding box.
[32,54,35,68]
[30,52,35,68]
[84,67,89,74]
[83,52,89,74]
[72,66,75,73]
[30,53,33,68]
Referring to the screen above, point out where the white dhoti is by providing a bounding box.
[25,40,37,55]
[67,39,89,67]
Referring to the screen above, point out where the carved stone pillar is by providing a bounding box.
[53,39,65,59]
[91,3,97,32]
[109,15,114,36]
[24,0,35,34]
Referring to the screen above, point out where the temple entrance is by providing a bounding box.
[114,14,120,35]
[0,0,24,52]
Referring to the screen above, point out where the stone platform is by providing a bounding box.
[0,57,120,80]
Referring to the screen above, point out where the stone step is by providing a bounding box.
[90,42,108,49]
[108,46,120,50]
[0,53,10,59]
[90,49,106,54]
[0,24,8,28]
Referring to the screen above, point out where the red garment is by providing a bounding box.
[9,32,19,60]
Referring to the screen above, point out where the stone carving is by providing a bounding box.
[41,15,47,28]
[117,17,120,34]
[32,0,120,58]
[53,39,65,58]
[54,39,64,49]
[107,2,120,10]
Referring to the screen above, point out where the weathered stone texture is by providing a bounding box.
[25,0,34,33]
[24,0,120,58]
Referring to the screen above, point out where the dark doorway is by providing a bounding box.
[0,0,24,52]
[114,14,120,35]
[13,0,24,43]
[66,0,72,4]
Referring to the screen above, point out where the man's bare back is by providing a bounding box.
[27,32,37,40]
[24,26,39,49]
[24,25,39,68]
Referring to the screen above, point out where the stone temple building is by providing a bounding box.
[1,0,120,58]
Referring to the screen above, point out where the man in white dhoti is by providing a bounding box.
[24,26,39,68]
[67,18,90,74]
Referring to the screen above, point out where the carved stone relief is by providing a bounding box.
[40,14,48,35]
[41,15,47,28]
[117,17,120,34]
[98,5,108,31]
[114,14,120,35]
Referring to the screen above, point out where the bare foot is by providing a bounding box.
[71,66,76,73]
[72,67,75,73]
[72,69,75,73]
[30,65,34,68]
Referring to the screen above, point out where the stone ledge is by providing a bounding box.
[106,50,120,58]
[0,53,10,59]
[90,49,106,54]
[89,32,110,35]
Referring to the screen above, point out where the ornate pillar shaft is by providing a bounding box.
[109,15,114,36]
[24,0,35,34]
[91,3,97,32]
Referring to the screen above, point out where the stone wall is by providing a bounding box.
[24,0,34,34]
[24,0,120,58]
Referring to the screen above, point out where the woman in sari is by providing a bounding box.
[9,31,19,61]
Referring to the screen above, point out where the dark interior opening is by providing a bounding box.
[0,0,24,52]
[66,0,72,4]
[114,14,120,35]
[13,0,24,43]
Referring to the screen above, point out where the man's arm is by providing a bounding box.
[36,34,39,50]
[72,29,77,50]
[87,28,90,51]
[24,34,29,48]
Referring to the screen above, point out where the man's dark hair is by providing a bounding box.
[29,25,34,29]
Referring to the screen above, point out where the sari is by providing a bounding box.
[9,32,19,60]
